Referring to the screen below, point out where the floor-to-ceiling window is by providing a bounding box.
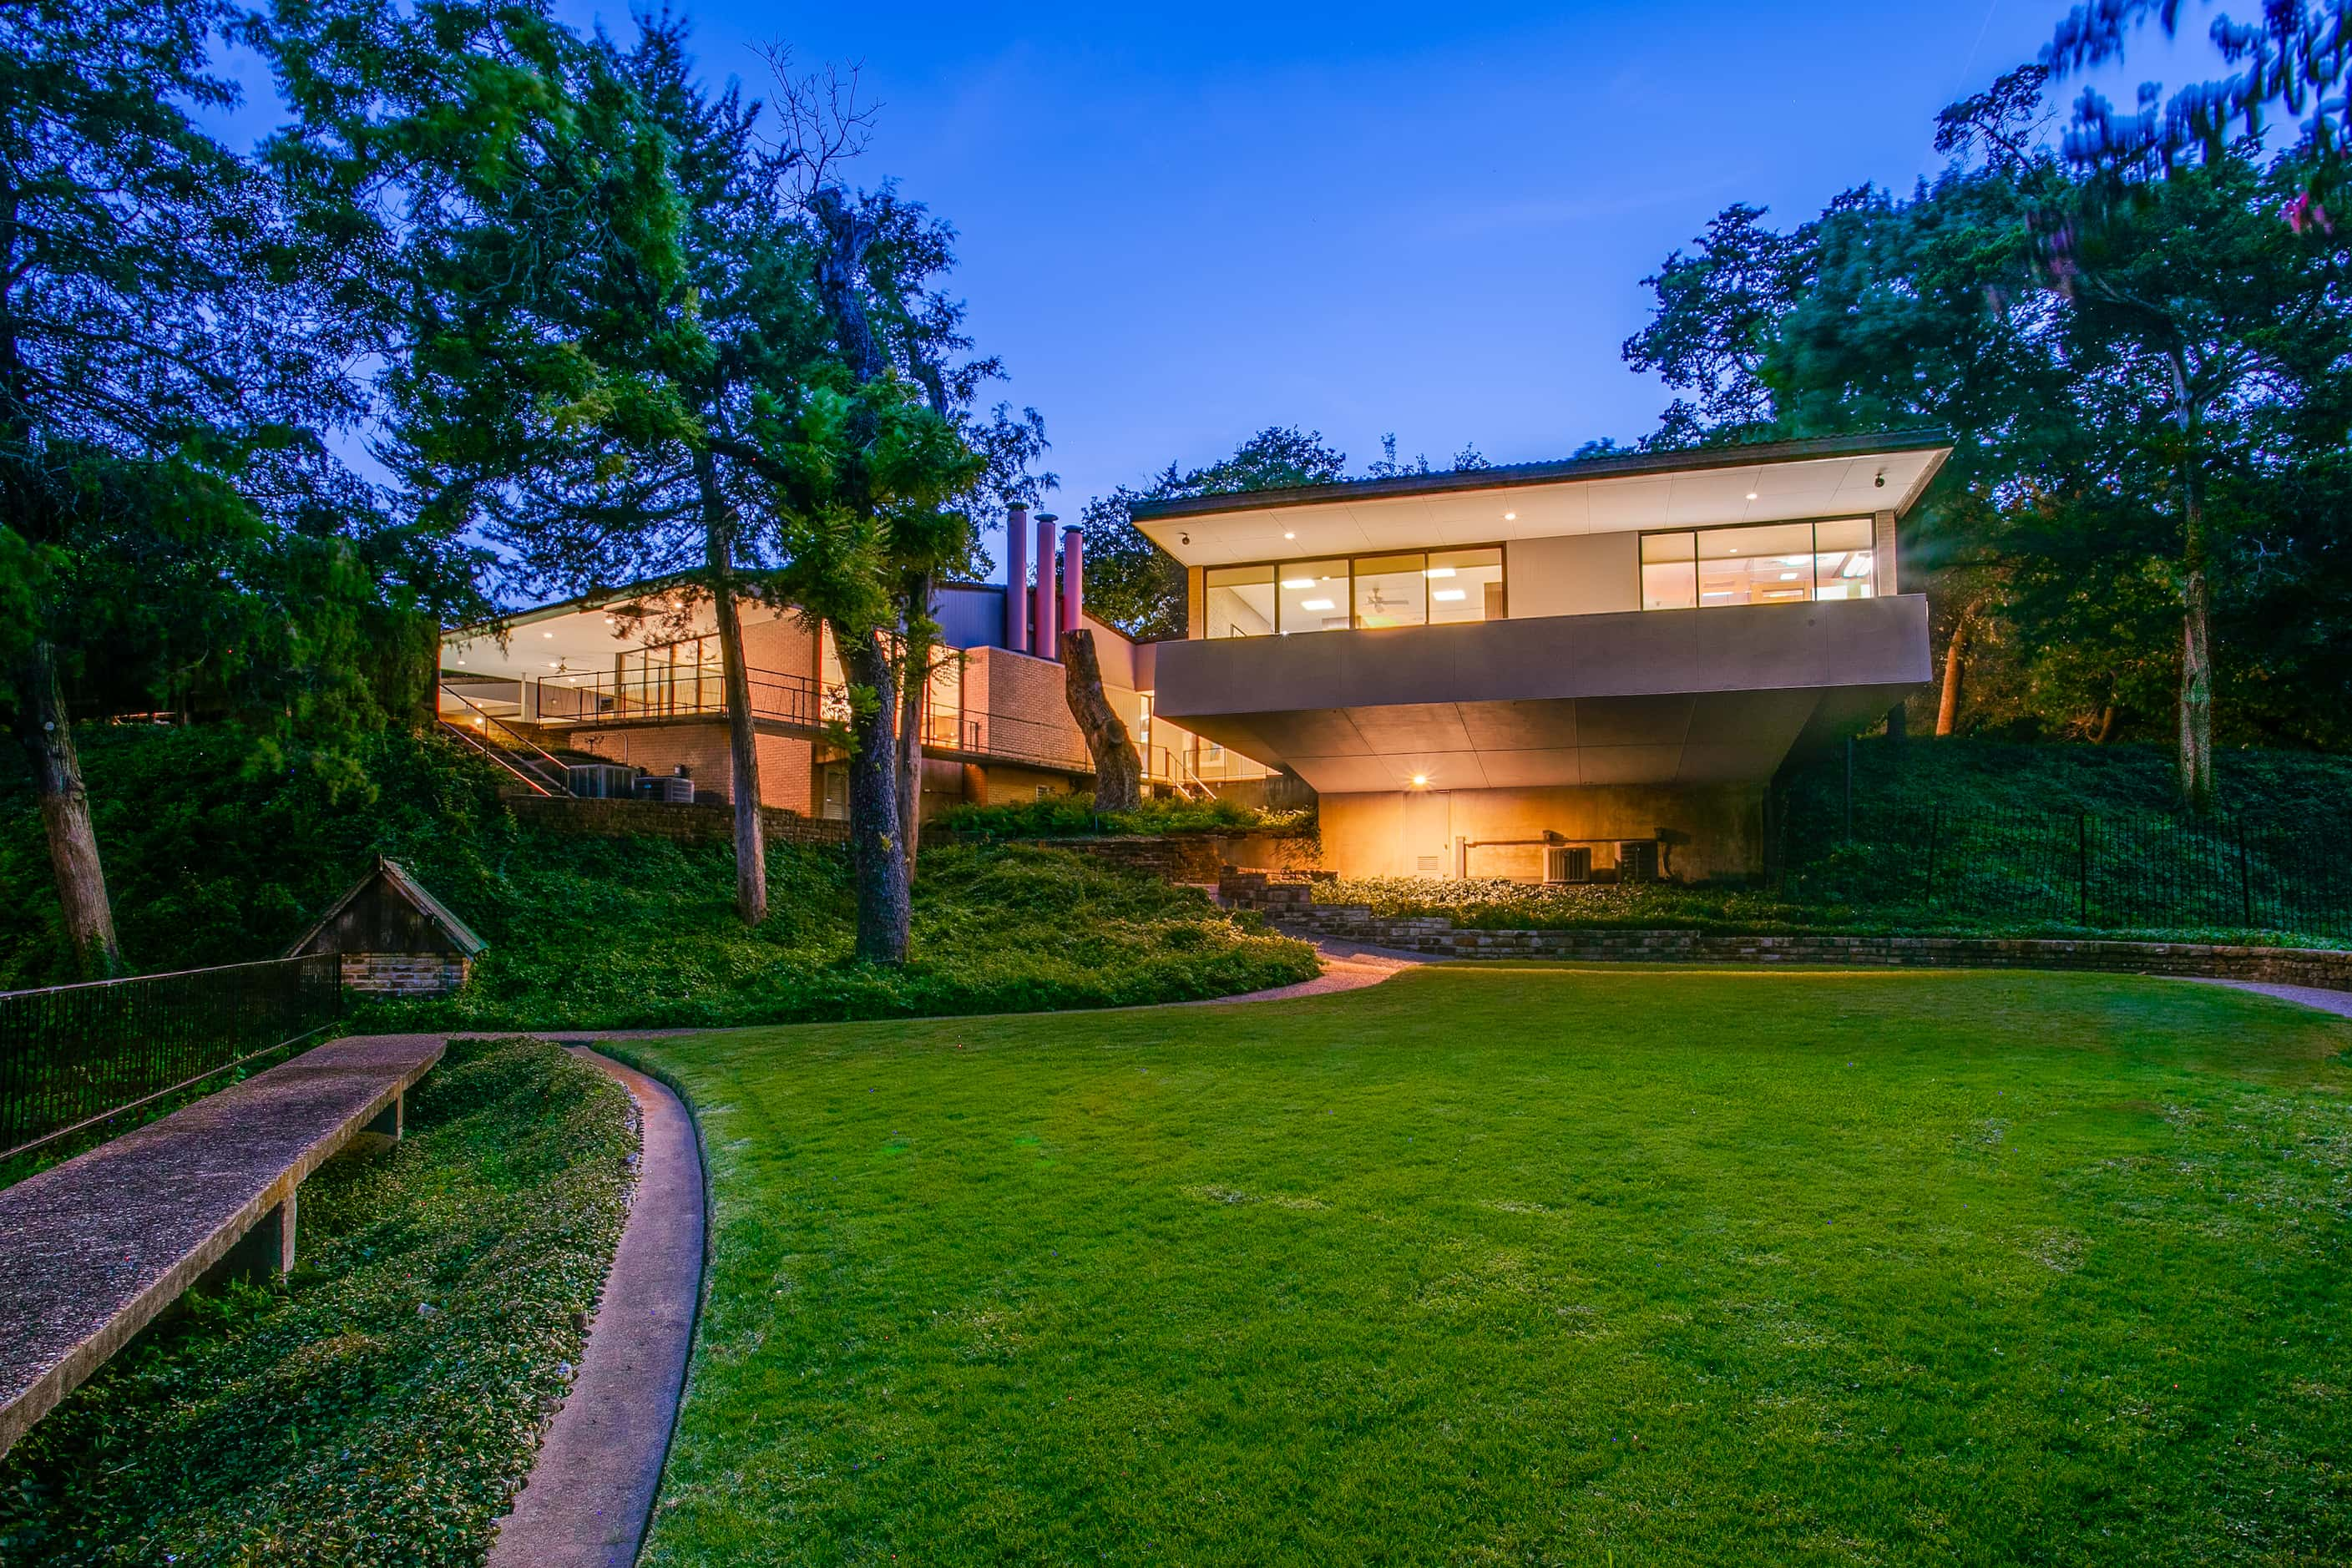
[1203,548,1506,638]
[1638,519,1878,610]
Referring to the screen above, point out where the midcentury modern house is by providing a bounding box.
[436,508,1277,822]
[437,431,1947,883]
[1134,431,1947,883]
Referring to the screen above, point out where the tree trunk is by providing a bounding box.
[700,458,766,925]
[2168,351,2218,812]
[1062,629,1142,812]
[898,651,924,878]
[13,640,123,978]
[834,623,910,964]
[1935,610,1973,737]
[898,570,935,878]
[2179,557,2216,810]
[2092,706,2117,746]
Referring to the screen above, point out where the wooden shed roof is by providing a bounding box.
[283,857,490,960]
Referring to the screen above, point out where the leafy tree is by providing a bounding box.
[1078,426,1348,639]
[782,180,988,962]
[0,0,427,975]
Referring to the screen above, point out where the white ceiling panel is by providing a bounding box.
[1135,441,1949,568]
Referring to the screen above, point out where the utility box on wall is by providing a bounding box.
[284,857,489,996]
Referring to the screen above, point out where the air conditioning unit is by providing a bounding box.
[564,763,639,799]
[1616,839,1660,883]
[636,774,695,805]
[1545,845,1593,884]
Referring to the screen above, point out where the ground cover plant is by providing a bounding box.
[1306,874,2352,949]
[367,837,1317,1032]
[0,1037,634,1565]
[0,725,1316,1024]
[933,791,1313,840]
[623,967,2352,1565]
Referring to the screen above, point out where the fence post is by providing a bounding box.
[2238,817,2253,928]
[2076,812,2089,927]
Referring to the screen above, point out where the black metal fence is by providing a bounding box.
[0,953,343,1162]
[1774,802,2352,937]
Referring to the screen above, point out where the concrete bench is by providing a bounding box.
[0,1034,444,1459]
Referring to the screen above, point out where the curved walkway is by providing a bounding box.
[488,1050,705,1568]
[2186,977,2352,1020]
[1175,936,1429,1006]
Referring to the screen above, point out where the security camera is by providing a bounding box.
[1874,470,1886,488]
[1180,532,1190,545]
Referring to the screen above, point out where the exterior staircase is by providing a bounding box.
[437,686,575,797]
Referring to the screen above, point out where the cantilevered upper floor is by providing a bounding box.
[1135,432,1950,794]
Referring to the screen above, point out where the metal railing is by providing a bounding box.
[1773,801,2352,937]
[438,685,574,797]
[0,953,345,1162]
[487,664,1276,789]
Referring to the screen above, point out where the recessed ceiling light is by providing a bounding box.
[1746,492,1758,500]
[1410,773,1429,787]
[1282,531,1296,540]
[1778,572,1799,581]
[1503,511,1517,520]
[1300,598,1336,612]
[1280,578,1317,589]
[542,630,554,638]
[1424,566,1457,579]
[1433,589,1467,602]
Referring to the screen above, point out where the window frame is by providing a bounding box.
[1635,516,1881,611]
[1193,542,1509,637]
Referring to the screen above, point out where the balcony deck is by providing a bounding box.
[438,667,1259,789]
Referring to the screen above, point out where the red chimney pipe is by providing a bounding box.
[1033,513,1058,659]
[1004,503,1029,654]
[1061,526,1083,639]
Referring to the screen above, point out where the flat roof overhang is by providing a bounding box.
[1133,431,1952,569]
[1151,595,1931,793]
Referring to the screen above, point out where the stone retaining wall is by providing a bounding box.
[510,796,848,847]
[1217,871,2352,989]
[341,953,472,995]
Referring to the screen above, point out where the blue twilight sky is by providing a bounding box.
[234,2,2213,579]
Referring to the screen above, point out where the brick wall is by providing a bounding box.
[341,953,471,995]
[1217,871,2352,989]
[511,795,847,847]
[966,647,1089,768]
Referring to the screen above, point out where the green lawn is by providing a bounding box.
[624,967,2352,1566]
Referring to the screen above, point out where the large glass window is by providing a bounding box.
[1641,532,1697,609]
[1205,564,1277,639]
[1353,554,1425,628]
[1429,547,1505,624]
[1278,559,1351,633]
[1812,517,1877,599]
[1198,548,1510,635]
[1642,519,1878,610]
[1698,522,1815,606]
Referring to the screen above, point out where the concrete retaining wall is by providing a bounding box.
[1218,871,2352,989]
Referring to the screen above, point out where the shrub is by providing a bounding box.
[933,792,1311,839]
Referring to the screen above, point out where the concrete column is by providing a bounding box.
[1061,526,1084,638]
[365,1089,403,1141]
[1033,513,1058,660]
[209,1189,296,1285]
[1004,503,1029,654]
